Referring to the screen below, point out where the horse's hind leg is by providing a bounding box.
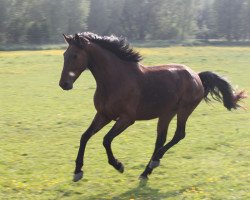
[153,102,200,163]
[139,112,176,179]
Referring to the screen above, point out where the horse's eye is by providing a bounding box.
[73,54,77,59]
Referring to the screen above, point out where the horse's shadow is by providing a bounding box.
[111,180,179,200]
[84,180,194,200]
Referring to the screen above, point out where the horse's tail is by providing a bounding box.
[198,71,247,110]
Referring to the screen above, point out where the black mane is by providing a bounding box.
[76,32,142,63]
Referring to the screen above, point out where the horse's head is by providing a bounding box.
[59,34,90,90]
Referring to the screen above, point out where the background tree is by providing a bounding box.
[242,0,250,40]
[196,0,216,40]
[87,0,111,35]
[213,0,246,41]
[0,0,249,45]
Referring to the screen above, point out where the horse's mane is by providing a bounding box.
[76,32,142,63]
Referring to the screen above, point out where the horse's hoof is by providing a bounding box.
[118,163,124,173]
[139,174,148,180]
[73,171,83,182]
[149,160,160,169]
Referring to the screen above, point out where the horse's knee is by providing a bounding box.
[173,132,185,144]
[80,132,93,143]
[103,136,110,148]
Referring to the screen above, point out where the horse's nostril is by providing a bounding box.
[59,82,66,88]
[60,82,72,90]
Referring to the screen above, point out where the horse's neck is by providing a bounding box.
[88,45,128,88]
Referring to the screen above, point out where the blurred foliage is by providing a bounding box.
[0,0,250,45]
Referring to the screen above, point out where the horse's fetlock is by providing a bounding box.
[149,160,160,169]
[108,159,116,166]
[108,159,121,168]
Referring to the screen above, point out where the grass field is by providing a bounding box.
[0,47,249,200]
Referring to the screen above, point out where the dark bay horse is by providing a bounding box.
[59,32,246,182]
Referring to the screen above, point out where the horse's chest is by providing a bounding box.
[94,92,122,119]
[94,88,139,119]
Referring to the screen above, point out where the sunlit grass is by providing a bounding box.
[0,47,249,199]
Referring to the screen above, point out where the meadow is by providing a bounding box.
[0,46,249,200]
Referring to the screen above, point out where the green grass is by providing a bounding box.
[0,47,249,200]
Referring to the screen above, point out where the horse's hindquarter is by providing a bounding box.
[135,64,204,120]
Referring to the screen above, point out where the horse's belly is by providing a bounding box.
[135,111,159,120]
[135,92,178,120]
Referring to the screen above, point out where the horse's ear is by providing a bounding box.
[63,34,72,44]
[74,34,80,42]
[74,34,90,47]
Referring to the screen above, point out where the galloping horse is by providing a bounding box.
[59,32,246,182]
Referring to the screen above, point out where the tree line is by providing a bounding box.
[0,0,249,45]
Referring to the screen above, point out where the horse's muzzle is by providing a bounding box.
[59,82,73,90]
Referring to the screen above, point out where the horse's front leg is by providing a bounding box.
[73,113,111,182]
[103,117,134,173]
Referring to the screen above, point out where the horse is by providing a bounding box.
[59,32,246,182]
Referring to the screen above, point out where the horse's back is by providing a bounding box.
[142,64,203,99]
